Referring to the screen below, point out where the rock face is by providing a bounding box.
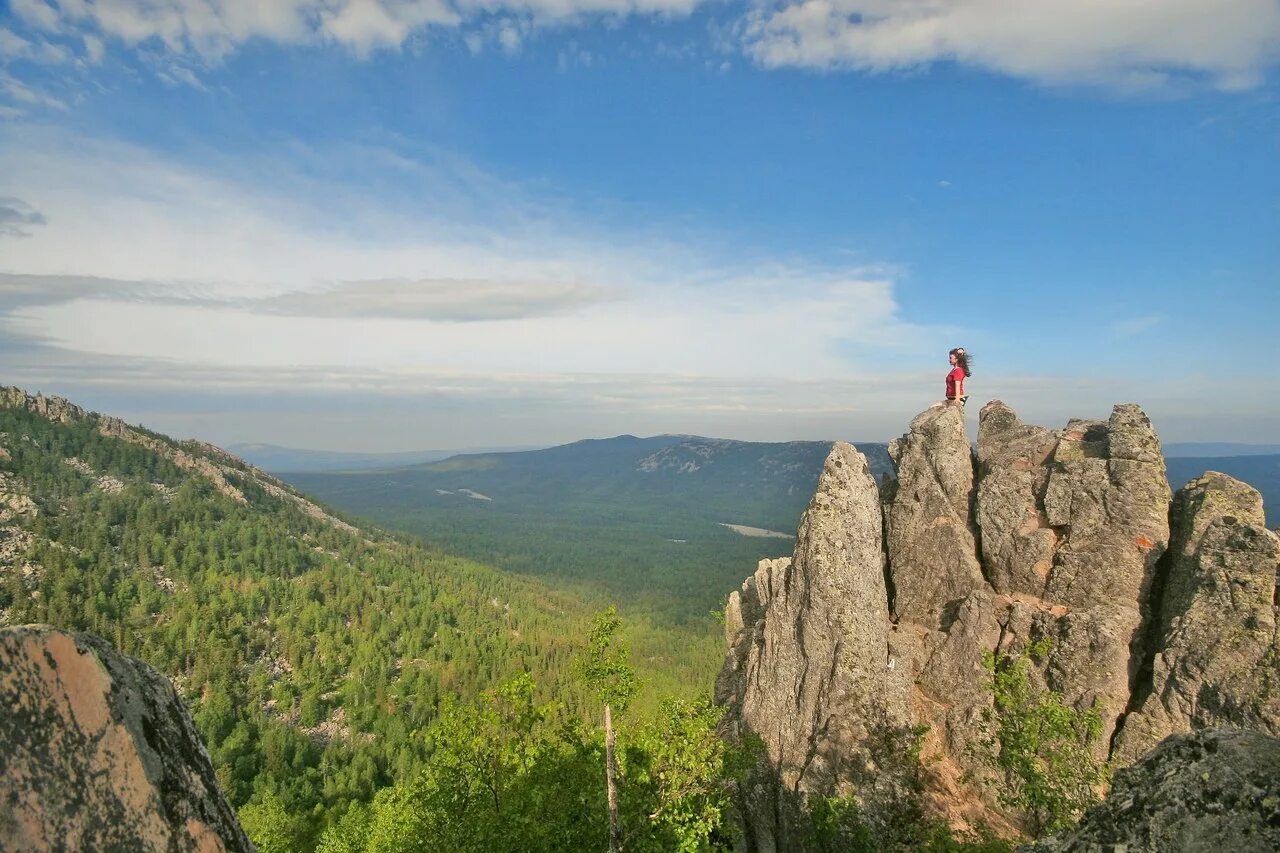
[1024,728,1280,853]
[0,625,254,852]
[886,405,985,629]
[717,442,912,850]
[1113,473,1280,762]
[718,400,1279,846]
[978,402,1172,757]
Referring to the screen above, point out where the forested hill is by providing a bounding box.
[0,387,591,841]
[391,434,891,530]
[284,435,893,619]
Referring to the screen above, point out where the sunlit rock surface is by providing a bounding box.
[0,625,253,852]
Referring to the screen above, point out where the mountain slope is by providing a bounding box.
[0,387,590,837]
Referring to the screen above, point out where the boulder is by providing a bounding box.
[1024,728,1280,852]
[0,625,254,851]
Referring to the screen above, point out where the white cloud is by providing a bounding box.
[83,34,106,62]
[11,0,63,33]
[255,277,620,320]
[14,279,894,380]
[0,125,929,390]
[0,73,68,110]
[7,0,702,63]
[743,0,1280,91]
[320,0,460,56]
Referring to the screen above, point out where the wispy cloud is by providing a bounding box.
[9,0,704,63]
[0,26,73,63]
[0,73,68,110]
[1110,314,1164,337]
[742,0,1280,91]
[255,278,621,321]
[0,197,47,237]
[0,125,934,390]
[9,344,1273,449]
[6,0,1279,96]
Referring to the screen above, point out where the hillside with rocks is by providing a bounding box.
[717,400,1280,847]
[1027,727,1280,852]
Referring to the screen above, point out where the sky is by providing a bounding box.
[1,0,1278,451]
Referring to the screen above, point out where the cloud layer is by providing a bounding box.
[0,126,929,393]
[5,0,1279,91]
[743,0,1280,90]
[9,0,702,59]
[0,197,47,237]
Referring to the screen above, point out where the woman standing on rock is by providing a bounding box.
[945,347,970,407]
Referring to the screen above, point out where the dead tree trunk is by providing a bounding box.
[605,702,621,852]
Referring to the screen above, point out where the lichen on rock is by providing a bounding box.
[1023,728,1280,853]
[0,625,254,851]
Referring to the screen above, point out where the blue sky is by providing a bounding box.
[1,0,1278,449]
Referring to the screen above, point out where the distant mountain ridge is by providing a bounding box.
[290,433,894,535]
[1163,442,1280,458]
[283,435,895,627]
[228,442,543,472]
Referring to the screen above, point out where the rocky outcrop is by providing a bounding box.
[717,442,913,850]
[886,405,985,629]
[977,402,1172,756]
[0,625,253,851]
[719,399,1278,847]
[1112,473,1280,762]
[1024,728,1280,853]
[885,405,1004,827]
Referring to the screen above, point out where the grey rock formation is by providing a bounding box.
[975,403,1171,755]
[1024,728,1280,853]
[717,442,912,850]
[717,399,1280,846]
[1113,473,1280,762]
[887,405,986,630]
[975,401,1059,598]
[0,625,254,852]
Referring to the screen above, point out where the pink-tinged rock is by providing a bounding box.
[0,625,253,852]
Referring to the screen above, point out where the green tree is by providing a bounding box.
[238,790,312,853]
[979,639,1108,834]
[623,698,736,851]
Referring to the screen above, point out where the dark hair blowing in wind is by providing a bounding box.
[949,347,972,377]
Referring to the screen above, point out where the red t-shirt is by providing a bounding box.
[945,366,966,398]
